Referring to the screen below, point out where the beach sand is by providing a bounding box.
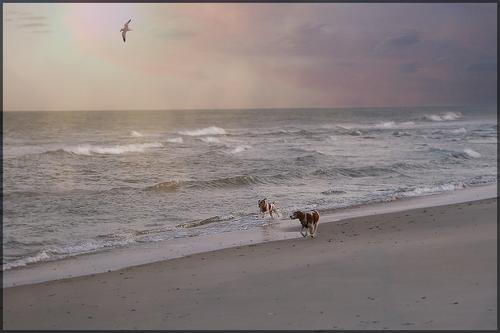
[3,198,497,330]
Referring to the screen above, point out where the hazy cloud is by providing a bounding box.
[18,22,49,29]
[466,62,497,72]
[400,62,421,74]
[18,16,46,20]
[374,30,421,54]
[153,29,196,39]
[3,3,497,111]
[387,31,420,47]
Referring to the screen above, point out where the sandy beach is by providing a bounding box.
[3,196,497,330]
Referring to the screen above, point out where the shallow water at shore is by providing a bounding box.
[3,107,497,270]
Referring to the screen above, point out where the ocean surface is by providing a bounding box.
[3,107,497,270]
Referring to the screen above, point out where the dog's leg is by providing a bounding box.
[309,225,315,238]
[300,226,307,237]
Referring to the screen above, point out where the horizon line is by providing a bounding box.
[3,104,496,113]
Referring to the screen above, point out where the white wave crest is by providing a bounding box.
[375,121,415,129]
[348,129,362,136]
[230,145,252,153]
[447,128,467,134]
[200,136,221,143]
[394,182,466,198]
[179,126,226,136]
[424,112,462,122]
[401,121,416,126]
[166,137,183,144]
[393,131,411,137]
[130,130,144,137]
[463,148,481,158]
[2,250,51,270]
[2,234,140,271]
[375,121,396,128]
[63,142,163,155]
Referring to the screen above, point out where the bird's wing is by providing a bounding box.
[127,19,131,24]
[122,30,126,42]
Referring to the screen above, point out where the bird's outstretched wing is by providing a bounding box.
[122,30,126,42]
[127,19,131,24]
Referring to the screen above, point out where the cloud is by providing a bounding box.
[386,31,420,47]
[336,61,356,67]
[466,62,497,72]
[18,22,49,29]
[18,16,47,21]
[275,22,336,55]
[374,30,421,54]
[400,62,420,74]
[5,10,30,16]
[153,29,196,39]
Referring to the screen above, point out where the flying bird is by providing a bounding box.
[120,19,132,42]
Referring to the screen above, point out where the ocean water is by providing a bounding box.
[2,107,497,270]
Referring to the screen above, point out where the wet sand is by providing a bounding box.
[3,198,497,329]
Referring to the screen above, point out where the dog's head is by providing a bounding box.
[290,210,303,220]
[258,198,267,209]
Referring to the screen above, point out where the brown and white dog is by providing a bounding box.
[290,210,320,238]
[258,198,280,218]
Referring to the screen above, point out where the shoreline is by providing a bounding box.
[3,195,497,329]
[3,183,496,288]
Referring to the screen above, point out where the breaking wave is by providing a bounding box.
[230,145,252,153]
[130,130,144,137]
[458,149,481,159]
[423,112,462,122]
[200,136,221,143]
[179,126,226,136]
[373,121,415,129]
[430,147,482,159]
[393,130,411,137]
[392,182,467,199]
[2,233,141,270]
[166,137,183,144]
[447,128,467,134]
[59,142,163,155]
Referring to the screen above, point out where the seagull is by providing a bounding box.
[120,19,132,42]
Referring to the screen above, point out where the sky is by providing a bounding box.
[3,3,497,111]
